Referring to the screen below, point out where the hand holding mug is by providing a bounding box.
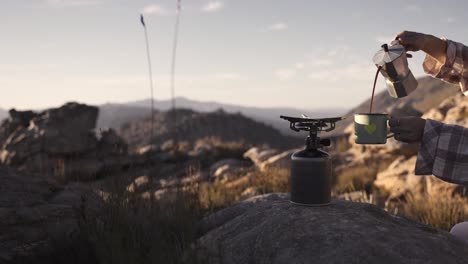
[389,117,426,143]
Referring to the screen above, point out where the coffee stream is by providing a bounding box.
[369,66,383,113]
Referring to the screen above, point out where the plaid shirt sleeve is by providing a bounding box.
[415,119,468,185]
[423,39,468,95]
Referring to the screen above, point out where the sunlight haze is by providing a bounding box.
[1,0,467,110]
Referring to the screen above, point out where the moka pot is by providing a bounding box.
[373,40,418,98]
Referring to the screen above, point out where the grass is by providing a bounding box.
[333,159,394,194]
[78,184,204,264]
[73,167,289,264]
[398,192,468,231]
[60,164,466,264]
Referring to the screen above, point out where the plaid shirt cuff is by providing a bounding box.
[423,39,468,95]
[415,119,443,175]
[415,119,468,185]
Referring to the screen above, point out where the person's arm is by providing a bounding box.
[414,119,468,185]
[395,31,468,95]
[395,31,447,63]
[420,34,447,65]
[389,117,468,185]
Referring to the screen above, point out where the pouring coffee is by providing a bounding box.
[373,40,418,98]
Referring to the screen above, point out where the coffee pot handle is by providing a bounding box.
[392,38,413,58]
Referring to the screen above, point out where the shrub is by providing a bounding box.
[78,184,204,264]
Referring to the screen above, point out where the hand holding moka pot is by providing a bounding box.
[373,40,418,98]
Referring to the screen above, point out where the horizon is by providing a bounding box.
[0,95,348,113]
[1,0,467,110]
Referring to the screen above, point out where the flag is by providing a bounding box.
[140,14,146,27]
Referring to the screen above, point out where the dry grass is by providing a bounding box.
[333,159,393,194]
[197,167,289,210]
[340,188,468,231]
[72,164,467,264]
[74,167,289,264]
[398,192,468,231]
[78,180,204,264]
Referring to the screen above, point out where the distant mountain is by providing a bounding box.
[0,108,7,122]
[97,97,346,137]
[330,76,460,136]
[119,108,302,150]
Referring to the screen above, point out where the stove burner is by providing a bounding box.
[280,115,344,151]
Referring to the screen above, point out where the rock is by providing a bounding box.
[0,166,100,263]
[189,140,215,157]
[97,129,128,156]
[196,193,468,264]
[243,147,279,168]
[239,187,258,200]
[0,103,129,181]
[209,159,251,181]
[243,147,300,172]
[260,148,300,171]
[126,175,150,192]
[374,156,463,200]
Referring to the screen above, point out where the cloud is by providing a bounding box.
[311,59,332,67]
[375,35,394,44]
[446,17,456,23]
[202,1,224,12]
[308,63,375,82]
[268,23,287,31]
[326,46,350,57]
[142,4,167,15]
[295,63,304,69]
[405,4,422,15]
[45,0,101,7]
[308,71,337,81]
[275,68,296,81]
[213,72,244,80]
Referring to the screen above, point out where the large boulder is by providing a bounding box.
[197,193,468,264]
[0,166,100,263]
[0,103,129,181]
[0,103,99,166]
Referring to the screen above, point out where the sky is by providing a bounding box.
[1,0,467,110]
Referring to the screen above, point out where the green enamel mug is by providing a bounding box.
[354,113,394,144]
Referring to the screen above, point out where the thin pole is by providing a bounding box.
[170,0,181,143]
[141,14,155,146]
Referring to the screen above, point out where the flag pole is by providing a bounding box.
[170,0,181,144]
[140,14,155,147]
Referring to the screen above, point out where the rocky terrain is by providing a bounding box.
[0,167,100,263]
[196,194,468,264]
[1,75,468,263]
[0,103,128,182]
[118,108,302,151]
[97,97,345,137]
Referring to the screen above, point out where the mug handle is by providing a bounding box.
[387,115,394,138]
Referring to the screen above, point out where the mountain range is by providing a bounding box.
[97,97,346,137]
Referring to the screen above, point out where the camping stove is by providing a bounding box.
[280,115,344,206]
